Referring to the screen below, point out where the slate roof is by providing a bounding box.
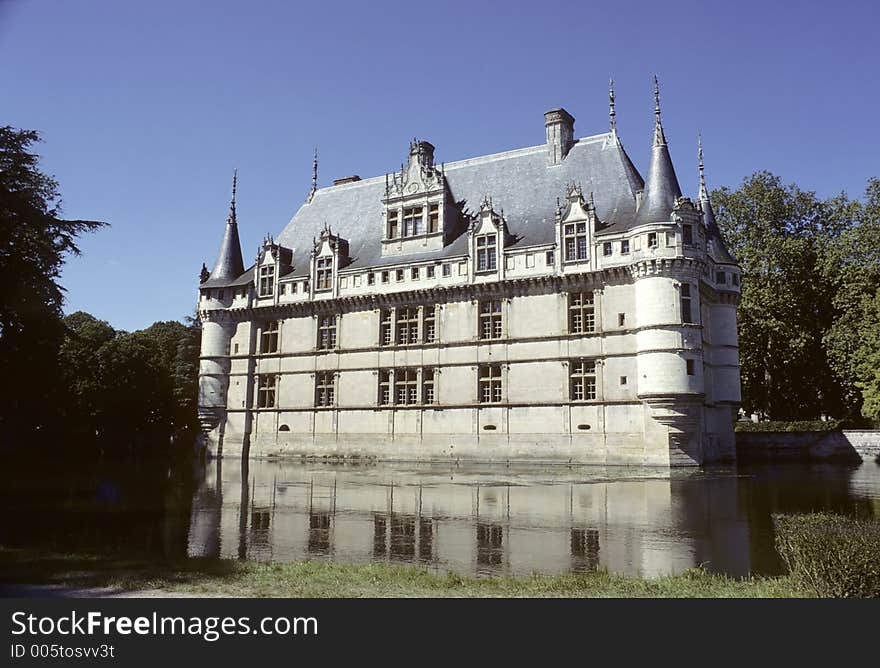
[201,212,245,288]
[202,127,739,288]
[275,132,646,277]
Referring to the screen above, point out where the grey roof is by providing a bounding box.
[276,132,645,276]
[203,210,245,287]
[700,188,738,265]
[633,121,682,227]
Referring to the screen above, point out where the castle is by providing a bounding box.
[196,80,741,466]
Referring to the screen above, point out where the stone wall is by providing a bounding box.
[736,430,880,462]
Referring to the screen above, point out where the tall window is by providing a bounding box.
[564,223,588,261]
[647,232,658,248]
[570,360,596,401]
[478,364,502,403]
[479,300,502,340]
[423,306,436,343]
[476,234,497,271]
[621,239,630,254]
[378,370,391,405]
[395,368,419,405]
[315,372,335,407]
[257,374,277,408]
[403,206,423,237]
[683,224,694,246]
[258,265,275,297]
[260,320,279,353]
[568,292,595,334]
[316,257,333,291]
[602,242,612,257]
[428,203,439,233]
[423,368,435,404]
[380,309,393,346]
[681,284,694,323]
[396,307,419,345]
[546,250,555,266]
[317,315,336,350]
[387,210,399,238]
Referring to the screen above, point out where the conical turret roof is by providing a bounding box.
[698,137,737,264]
[208,170,245,282]
[634,77,681,226]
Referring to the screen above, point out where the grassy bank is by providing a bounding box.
[0,547,800,598]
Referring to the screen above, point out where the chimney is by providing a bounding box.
[410,140,435,169]
[544,108,575,165]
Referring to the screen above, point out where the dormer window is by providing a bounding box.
[403,206,423,237]
[428,204,440,233]
[316,257,333,291]
[387,210,399,238]
[564,223,588,261]
[258,265,275,297]
[476,233,497,271]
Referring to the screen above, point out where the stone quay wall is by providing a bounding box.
[736,430,880,462]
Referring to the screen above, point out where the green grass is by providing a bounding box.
[0,547,801,598]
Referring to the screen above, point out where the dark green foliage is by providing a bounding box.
[773,513,880,598]
[715,173,880,421]
[57,312,202,454]
[0,127,105,443]
[0,126,200,456]
[734,420,844,433]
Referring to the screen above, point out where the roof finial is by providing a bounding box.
[698,133,709,201]
[229,168,237,222]
[652,75,667,147]
[653,75,661,122]
[609,78,616,134]
[312,146,318,189]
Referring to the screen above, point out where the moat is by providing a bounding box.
[3,458,880,578]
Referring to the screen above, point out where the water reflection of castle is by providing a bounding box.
[188,461,752,577]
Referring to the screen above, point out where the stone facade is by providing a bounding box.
[197,91,742,466]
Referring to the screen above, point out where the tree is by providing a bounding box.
[854,287,880,424]
[713,172,840,420]
[0,127,105,444]
[822,179,880,419]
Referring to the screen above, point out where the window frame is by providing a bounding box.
[569,359,597,402]
[258,264,276,298]
[257,373,278,408]
[478,364,503,404]
[314,371,335,407]
[260,320,279,354]
[476,233,498,272]
[568,292,596,334]
[478,299,503,341]
[317,314,337,350]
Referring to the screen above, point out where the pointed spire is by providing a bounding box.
[698,133,708,201]
[208,169,245,282]
[695,136,738,264]
[652,74,667,147]
[229,168,237,221]
[634,77,681,225]
[609,78,616,134]
[307,147,318,203]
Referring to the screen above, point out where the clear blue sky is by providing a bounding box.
[3,0,878,331]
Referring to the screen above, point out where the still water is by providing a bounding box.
[3,459,880,578]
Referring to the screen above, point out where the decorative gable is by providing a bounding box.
[381,139,459,257]
[556,183,598,266]
[309,223,350,297]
